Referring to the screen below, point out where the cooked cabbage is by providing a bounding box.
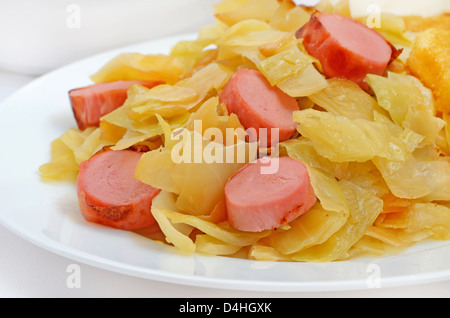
[277,64,328,97]
[280,137,348,178]
[196,234,242,256]
[268,203,348,255]
[405,203,450,240]
[254,43,315,86]
[151,191,196,254]
[294,109,423,163]
[373,155,450,201]
[366,72,445,145]
[40,127,109,181]
[151,190,270,255]
[91,53,186,85]
[215,0,280,26]
[291,181,383,262]
[269,0,311,32]
[248,245,288,261]
[126,63,233,122]
[308,78,382,121]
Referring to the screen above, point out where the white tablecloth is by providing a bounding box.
[1,0,450,298]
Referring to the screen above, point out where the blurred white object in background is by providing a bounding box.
[296,0,449,15]
[0,0,220,76]
[349,0,449,17]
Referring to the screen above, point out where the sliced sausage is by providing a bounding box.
[224,157,317,232]
[297,12,393,90]
[77,150,161,230]
[219,69,299,146]
[70,80,162,130]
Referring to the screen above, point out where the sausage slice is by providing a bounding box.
[224,157,317,232]
[297,12,393,90]
[70,80,162,130]
[77,150,161,230]
[219,69,299,145]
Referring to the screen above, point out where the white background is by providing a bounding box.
[1,0,450,298]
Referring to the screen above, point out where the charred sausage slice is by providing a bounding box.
[77,150,161,230]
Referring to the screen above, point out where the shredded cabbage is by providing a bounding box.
[40,127,109,181]
[294,109,423,163]
[291,181,384,262]
[366,72,445,145]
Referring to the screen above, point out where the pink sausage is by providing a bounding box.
[77,150,161,230]
[219,69,299,145]
[224,157,317,232]
[297,12,394,90]
[69,80,162,130]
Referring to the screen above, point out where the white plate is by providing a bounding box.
[1,33,450,293]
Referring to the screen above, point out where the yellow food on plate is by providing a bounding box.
[40,0,450,263]
[407,28,450,114]
[91,53,187,85]
[403,14,450,32]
